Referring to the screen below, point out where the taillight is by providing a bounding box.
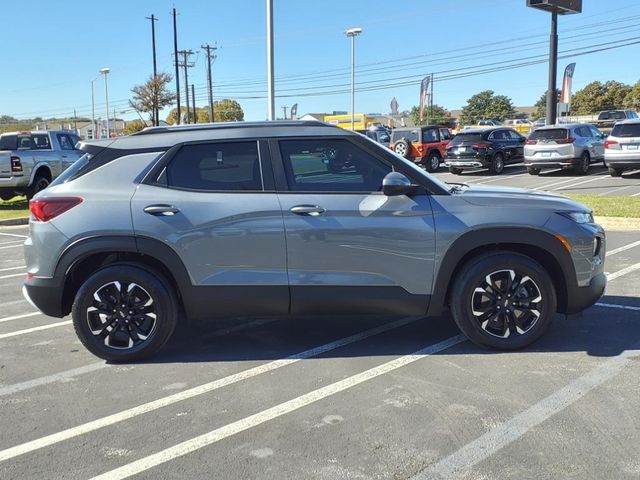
[29,197,83,222]
[10,156,22,173]
[525,139,537,145]
[556,136,576,144]
[472,143,491,149]
[604,140,620,150]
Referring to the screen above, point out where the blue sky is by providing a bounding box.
[1,0,640,122]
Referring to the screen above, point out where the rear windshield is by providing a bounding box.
[529,128,568,141]
[611,123,640,138]
[0,135,17,150]
[598,111,627,120]
[391,129,419,143]
[49,153,93,187]
[449,132,485,145]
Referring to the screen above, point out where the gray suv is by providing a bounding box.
[22,121,607,361]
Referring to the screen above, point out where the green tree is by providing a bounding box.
[570,81,606,114]
[459,90,515,124]
[409,104,450,125]
[624,80,640,111]
[129,72,176,122]
[602,80,632,110]
[166,99,244,124]
[123,119,146,135]
[533,89,560,119]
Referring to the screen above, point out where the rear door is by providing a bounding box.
[131,139,289,318]
[588,126,605,159]
[55,132,83,172]
[505,129,525,159]
[272,136,435,316]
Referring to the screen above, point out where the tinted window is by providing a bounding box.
[589,126,603,138]
[0,134,18,150]
[611,123,640,138]
[422,128,439,143]
[575,126,592,138]
[279,139,392,192]
[529,129,568,141]
[391,129,419,143]
[166,142,263,191]
[598,111,626,120]
[32,134,51,149]
[490,130,508,140]
[449,132,485,145]
[57,134,75,150]
[439,128,451,140]
[506,130,523,140]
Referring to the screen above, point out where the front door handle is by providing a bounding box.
[290,205,326,216]
[144,204,180,216]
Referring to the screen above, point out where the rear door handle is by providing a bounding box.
[290,205,325,216]
[144,204,180,216]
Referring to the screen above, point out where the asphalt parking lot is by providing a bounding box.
[1,223,639,480]
[432,162,640,196]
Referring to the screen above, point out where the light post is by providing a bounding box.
[345,27,362,131]
[90,77,99,139]
[100,67,111,138]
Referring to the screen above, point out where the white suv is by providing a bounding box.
[604,119,640,176]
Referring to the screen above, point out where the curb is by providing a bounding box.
[0,217,29,226]
[595,216,640,232]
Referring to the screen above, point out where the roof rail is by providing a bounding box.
[132,120,329,136]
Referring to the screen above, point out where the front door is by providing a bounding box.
[272,137,436,316]
[131,139,288,320]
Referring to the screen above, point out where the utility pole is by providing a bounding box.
[73,109,77,132]
[171,8,181,124]
[430,72,434,124]
[146,14,159,125]
[266,0,275,120]
[177,49,195,124]
[191,84,197,123]
[546,10,558,126]
[281,105,288,120]
[201,43,217,123]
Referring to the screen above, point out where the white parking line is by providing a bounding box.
[608,239,640,256]
[0,232,27,239]
[0,321,71,340]
[0,265,25,272]
[414,343,640,480]
[0,240,25,247]
[89,334,466,480]
[0,362,109,398]
[632,192,640,197]
[0,312,40,324]
[597,185,632,196]
[0,273,24,280]
[532,172,605,191]
[596,302,640,312]
[0,243,23,250]
[607,261,640,281]
[552,175,609,191]
[0,316,425,463]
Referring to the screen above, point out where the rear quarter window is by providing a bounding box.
[391,130,419,143]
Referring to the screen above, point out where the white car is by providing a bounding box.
[604,119,640,176]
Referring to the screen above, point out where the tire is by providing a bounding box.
[71,264,178,362]
[449,167,463,175]
[608,166,623,177]
[527,167,541,175]
[489,153,504,175]
[26,175,50,200]
[575,151,590,175]
[394,139,411,159]
[424,151,441,173]
[449,252,557,350]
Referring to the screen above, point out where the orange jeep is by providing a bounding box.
[389,126,451,172]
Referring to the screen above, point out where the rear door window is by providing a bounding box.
[529,129,568,141]
[31,134,51,149]
[439,128,451,141]
[165,141,263,191]
[611,123,640,138]
[56,133,75,150]
[422,128,439,143]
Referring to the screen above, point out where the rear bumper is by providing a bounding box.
[23,276,65,318]
[605,159,640,169]
[564,272,606,315]
[523,157,580,169]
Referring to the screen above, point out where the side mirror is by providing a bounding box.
[382,172,415,196]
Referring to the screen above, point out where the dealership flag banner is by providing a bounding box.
[419,75,431,121]
[559,63,576,104]
[290,103,298,119]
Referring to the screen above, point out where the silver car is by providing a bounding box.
[604,119,640,177]
[523,123,606,175]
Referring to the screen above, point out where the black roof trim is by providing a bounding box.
[132,120,332,136]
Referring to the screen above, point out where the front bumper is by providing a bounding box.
[565,272,606,314]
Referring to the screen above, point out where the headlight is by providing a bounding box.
[557,211,594,224]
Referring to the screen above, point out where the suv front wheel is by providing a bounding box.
[71,264,178,362]
[450,252,557,350]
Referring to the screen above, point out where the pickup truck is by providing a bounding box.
[595,110,639,132]
[0,130,82,200]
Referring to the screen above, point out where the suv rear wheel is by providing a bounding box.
[489,153,505,175]
[575,151,590,175]
[425,151,441,173]
[527,167,541,175]
[608,166,623,177]
[450,252,556,350]
[71,264,178,362]
[393,139,411,159]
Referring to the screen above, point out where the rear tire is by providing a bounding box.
[26,175,50,200]
[608,166,623,177]
[449,252,557,350]
[575,151,590,175]
[425,151,441,173]
[449,167,463,175]
[489,153,504,175]
[71,264,178,362]
[527,167,541,175]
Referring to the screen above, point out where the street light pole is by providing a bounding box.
[266,0,275,120]
[100,68,110,138]
[345,27,362,131]
[91,78,97,139]
[546,10,558,126]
